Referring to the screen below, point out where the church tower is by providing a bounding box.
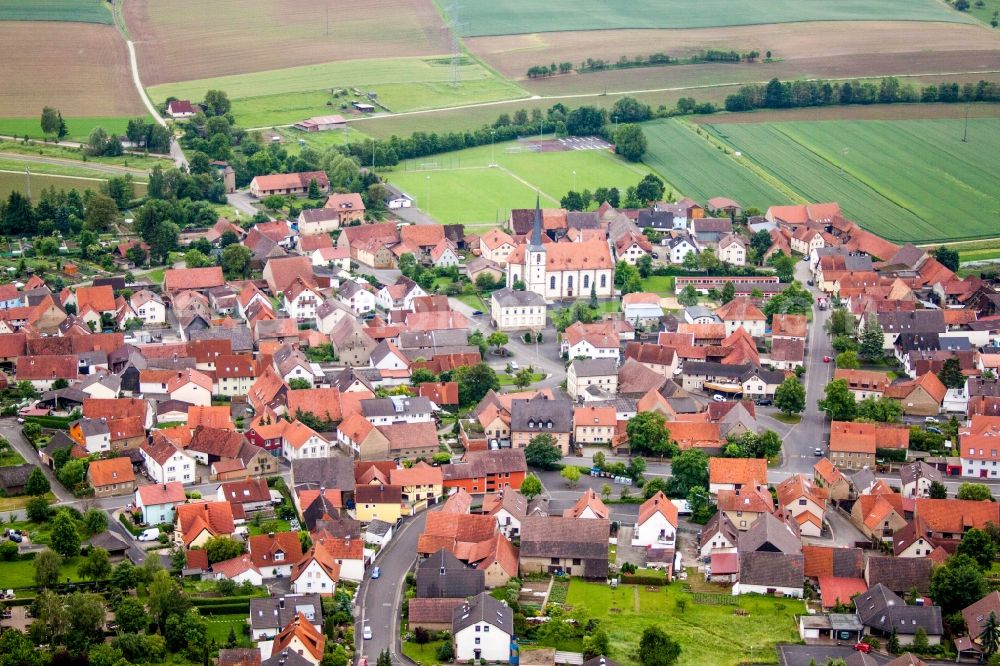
[525,195,547,296]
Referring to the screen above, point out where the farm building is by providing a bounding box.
[293,115,347,132]
[250,171,331,198]
[167,100,196,119]
[385,185,414,210]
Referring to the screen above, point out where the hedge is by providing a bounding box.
[195,602,252,615]
[876,448,907,463]
[192,596,255,607]
[621,574,668,586]
[24,416,73,430]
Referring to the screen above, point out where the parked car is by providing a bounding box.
[925,416,939,424]
[509,361,519,371]
[7,533,22,543]
[471,310,484,317]
[371,567,381,579]
[712,394,726,402]
[927,426,943,434]
[814,448,823,456]
[138,528,160,542]
[363,626,373,640]
[853,642,872,654]
[823,356,832,363]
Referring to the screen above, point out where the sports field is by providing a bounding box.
[704,118,1000,242]
[126,0,451,85]
[0,0,111,23]
[451,0,968,36]
[148,57,527,128]
[380,140,654,224]
[642,120,794,210]
[0,23,146,119]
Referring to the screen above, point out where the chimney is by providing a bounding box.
[162,484,167,492]
[268,531,275,538]
[279,597,285,609]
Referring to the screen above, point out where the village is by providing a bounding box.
[0,169,997,666]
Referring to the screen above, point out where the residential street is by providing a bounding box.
[0,419,72,504]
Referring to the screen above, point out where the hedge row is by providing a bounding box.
[25,416,73,430]
[192,595,256,607]
[196,602,252,615]
[621,574,668,586]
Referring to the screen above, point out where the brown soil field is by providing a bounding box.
[127,0,452,85]
[0,22,146,117]
[692,101,1000,124]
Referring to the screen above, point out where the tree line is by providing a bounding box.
[528,49,764,78]
[725,76,1000,112]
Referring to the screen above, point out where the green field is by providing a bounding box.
[643,120,794,211]
[148,57,527,128]
[0,0,112,24]
[0,170,148,199]
[0,117,147,143]
[639,276,675,294]
[0,139,169,170]
[565,580,804,666]
[451,0,968,36]
[705,118,1000,243]
[380,141,653,225]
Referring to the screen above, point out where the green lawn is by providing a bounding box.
[455,293,488,311]
[0,170,147,199]
[639,276,675,294]
[705,118,1000,243]
[0,492,55,512]
[642,120,794,211]
[498,372,544,386]
[0,556,85,588]
[0,139,169,170]
[247,519,291,536]
[0,157,151,183]
[204,614,250,645]
[0,117,147,143]
[402,639,446,665]
[0,0,112,23]
[148,56,527,128]
[565,579,804,665]
[380,141,653,225]
[0,450,26,467]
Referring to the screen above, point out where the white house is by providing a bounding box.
[561,321,619,360]
[336,280,377,315]
[135,482,187,525]
[453,593,513,664]
[632,491,678,548]
[209,555,264,586]
[129,290,166,325]
[283,279,323,322]
[311,246,351,271]
[718,234,747,266]
[167,100,196,119]
[141,439,197,485]
[364,519,394,548]
[291,547,341,596]
[430,240,461,268]
[376,279,425,311]
[166,369,213,407]
[490,288,546,332]
[622,292,664,327]
[249,532,303,579]
[699,512,738,558]
[281,421,332,460]
[315,298,354,335]
[900,461,942,499]
[369,341,410,378]
[666,235,699,265]
[716,297,766,337]
[72,419,110,454]
[960,415,1000,478]
[480,229,516,267]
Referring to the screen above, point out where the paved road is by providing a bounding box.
[227,191,264,219]
[357,511,428,665]
[0,420,72,504]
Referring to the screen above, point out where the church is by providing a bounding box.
[506,199,615,301]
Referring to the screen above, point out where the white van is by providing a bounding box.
[138,528,160,542]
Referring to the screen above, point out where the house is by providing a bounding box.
[717,484,774,530]
[563,488,609,520]
[209,555,262,586]
[959,415,1000,478]
[353,483,404,524]
[834,369,890,400]
[621,292,663,328]
[771,314,808,341]
[86,457,136,498]
[291,544,341,597]
[452,592,513,664]
[176,501,236,547]
[263,256,315,296]
[829,421,877,470]
[217,478,273,517]
[269,612,326,665]
[283,279,322,322]
[566,358,618,401]
[249,172,330,198]
[813,458,851,501]
[69,418,110,454]
[623,342,678,378]
[562,321,619,360]
[163,266,225,295]
[699,512,738,558]
[249,532,304,579]
[490,288,546,332]
[417,548,485,599]
[297,204,351,236]
[632,491,678,548]
[313,530,366,583]
[899,462,942,498]
[481,491,527,539]
[391,462,444,509]
[716,297,765,338]
[506,199,613,301]
[480,228,516,266]
[709,458,767,496]
[167,99,196,119]
[718,233,747,266]
[913,497,1000,542]
[775,475,827,538]
[249,594,323,641]
[733,551,804,598]
[141,438,197,484]
[572,405,616,444]
[282,421,332,461]
[383,185,413,210]
[135,482,187,525]
[16,355,78,390]
[510,395,574,455]
[855,584,942,646]
[336,280,377,315]
[519,516,609,579]
[962,591,1000,654]
[441,449,527,495]
[129,290,166,325]
[884,372,947,417]
[865,556,933,596]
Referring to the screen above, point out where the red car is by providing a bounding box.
[823,355,832,363]
[853,642,872,654]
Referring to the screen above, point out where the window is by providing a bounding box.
[583,275,590,289]
[600,274,607,288]
[475,637,481,645]
[550,276,556,290]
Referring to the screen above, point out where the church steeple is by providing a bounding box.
[529,193,543,249]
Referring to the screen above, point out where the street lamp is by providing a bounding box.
[425,174,431,215]
[490,129,496,166]
[572,170,577,192]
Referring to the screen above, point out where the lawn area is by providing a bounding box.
[0,170,147,199]
[455,293,488,311]
[451,0,967,35]
[639,275,675,294]
[247,519,291,536]
[773,413,802,424]
[0,449,26,466]
[380,141,653,225]
[0,139,169,170]
[498,372,545,386]
[704,118,1000,243]
[0,556,85,588]
[642,120,794,211]
[148,56,527,128]
[0,117,143,143]
[0,492,55,512]
[0,0,112,23]
[0,157,151,185]
[564,579,804,665]
[203,614,249,645]
[402,639,446,665]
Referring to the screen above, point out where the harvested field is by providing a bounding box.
[696,102,1000,124]
[126,0,451,86]
[705,118,1000,242]
[453,0,968,37]
[0,22,146,118]
[0,0,111,24]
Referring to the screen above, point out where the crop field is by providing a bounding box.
[380,140,653,224]
[469,22,1000,92]
[0,116,148,143]
[642,120,793,211]
[126,0,451,85]
[0,0,111,23]
[451,0,968,37]
[148,57,527,128]
[0,170,149,200]
[704,118,1000,242]
[695,102,1000,125]
[0,23,147,119]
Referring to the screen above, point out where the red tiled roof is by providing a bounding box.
[709,457,767,487]
[252,171,330,192]
[75,285,116,313]
[137,481,186,506]
[818,576,867,609]
[87,457,135,487]
[164,266,224,292]
[248,531,304,569]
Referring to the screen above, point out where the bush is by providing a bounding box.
[436,642,454,662]
[0,540,19,561]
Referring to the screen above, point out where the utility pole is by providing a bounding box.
[490,129,496,167]
[963,103,971,143]
[371,140,376,170]
[24,166,31,200]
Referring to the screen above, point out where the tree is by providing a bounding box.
[514,367,535,389]
[886,628,900,654]
[205,536,243,564]
[184,249,211,268]
[165,608,208,658]
[958,482,992,501]
[934,246,960,272]
[677,284,699,306]
[859,314,886,361]
[611,96,652,122]
[25,467,50,496]
[720,281,736,304]
[614,124,647,162]
[627,411,671,457]
[56,113,68,140]
[615,260,642,295]
[50,509,81,558]
[929,480,948,499]
[0,627,44,666]
[835,351,860,369]
[84,193,119,232]
[82,507,108,534]
[525,434,563,470]
[856,397,903,423]
[147,569,191,632]
[203,89,231,116]
[520,473,543,500]
[40,107,61,137]
[639,626,681,666]
[958,527,998,570]
[666,449,708,498]
[937,356,966,389]
[452,363,500,406]
[762,281,812,321]
[435,642,454,662]
[981,611,1000,659]
[560,465,581,488]
[289,378,312,390]
[825,308,854,338]
[774,377,806,416]
[750,229,772,258]
[601,483,612,501]
[221,244,251,278]
[635,173,665,204]
[637,254,653,279]
[26,495,51,522]
[930,553,988,615]
[486,331,509,354]
[308,178,321,199]
[583,629,611,659]
[111,561,139,591]
[33,548,63,588]
[818,378,857,422]
[78,546,112,581]
[593,451,606,469]
[687,486,714,523]
[57,458,86,489]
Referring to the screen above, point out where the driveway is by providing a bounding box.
[0,419,73,503]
